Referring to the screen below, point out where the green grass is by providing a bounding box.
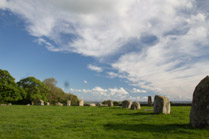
[0,106,209,139]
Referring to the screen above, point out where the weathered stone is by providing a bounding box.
[78,100,84,106]
[96,103,108,106]
[107,100,113,107]
[122,100,132,108]
[66,100,71,106]
[46,102,50,106]
[154,95,170,114]
[103,104,108,107]
[130,102,141,110]
[190,76,209,128]
[148,96,152,106]
[0,104,7,106]
[7,103,12,106]
[56,102,63,106]
[37,100,44,106]
[89,103,96,107]
[96,103,103,106]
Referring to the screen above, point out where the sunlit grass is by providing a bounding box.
[0,105,208,138]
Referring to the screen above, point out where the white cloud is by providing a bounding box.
[88,64,103,72]
[83,80,88,84]
[0,0,7,9]
[0,0,194,57]
[69,86,131,101]
[132,88,147,93]
[1,0,209,100]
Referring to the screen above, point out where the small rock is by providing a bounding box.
[89,103,96,107]
[55,102,63,106]
[122,100,132,108]
[107,100,113,107]
[7,103,12,106]
[37,100,44,106]
[130,102,141,110]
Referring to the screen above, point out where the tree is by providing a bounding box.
[43,77,78,105]
[17,77,49,104]
[43,78,65,103]
[0,69,26,103]
[65,93,79,105]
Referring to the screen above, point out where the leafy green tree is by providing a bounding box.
[43,78,65,103]
[17,77,49,104]
[43,78,78,105]
[65,93,79,105]
[0,69,26,103]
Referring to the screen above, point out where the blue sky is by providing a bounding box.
[0,0,209,102]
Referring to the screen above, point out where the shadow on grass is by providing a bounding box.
[104,123,192,133]
[117,112,155,116]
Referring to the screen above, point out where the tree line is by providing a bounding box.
[0,69,78,105]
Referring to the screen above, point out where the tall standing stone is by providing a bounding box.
[190,76,209,128]
[148,96,152,106]
[107,100,113,107]
[122,100,132,108]
[130,102,141,110]
[37,100,44,106]
[78,99,84,106]
[154,95,170,114]
[66,100,71,106]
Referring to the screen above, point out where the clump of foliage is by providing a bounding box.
[43,78,78,105]
[0,69,26,103]
[0,68,79,105]
[17,77,49,104]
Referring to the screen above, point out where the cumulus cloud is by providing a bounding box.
[132,88,147,93]
[1,0,209,100]
[88,64,103,72]
[83,80,88,84]
[69,86,131,101]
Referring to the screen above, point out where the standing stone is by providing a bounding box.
[78,99,84,106]
[66,100,71,106]
[37,100,44,106]
[148,96,152,106]
[56,102,63,106]
[0,104,7,106]
[190,76,209,128]
[7,103,12,106]
[130,102,141,110]
[154,95,170,114]
[122,100,132,108]
[107,100,113,107]
[96,103,103,106]
[89,103,96,107]
[46,102,50,106]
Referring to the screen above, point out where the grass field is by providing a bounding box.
[0,105,209,139]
